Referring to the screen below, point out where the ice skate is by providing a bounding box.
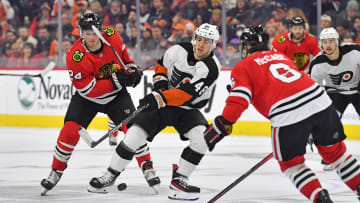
[168,164,200,201]
[141,160,161,194]
[321,160,334,171]
[314,189,333,203]
[40,169,63,196]
[88,168,120,193]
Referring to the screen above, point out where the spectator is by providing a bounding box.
[336,19,353,43]
[17,26,38,48]
[71,28,80,42]
[167,23,186,46]
[336,0,359,33]
[140,27,153,51]
[224,40,241,67]
[29,2,55,36]
[148,0,171,30]
[89,0,103,18]
[353,16,360,45]
[7,42,47,68]
[71,0,89,29]
[139,0,151,29]
[128,26,138,48]
[103,0,123,27]
[264,21,278,49]
[114,22,130,45]
[250,0,271,26]
[125,10,137,39]
[0,41,12,67]
[321,14,332,29]
[342,32,355,44]
[4,30,17,44]
[50,38,73,66]
[227,0,252,27]
[195,0,211,24]
[210,0,221,9]
[61,13,74,38]
[36,26,52,55]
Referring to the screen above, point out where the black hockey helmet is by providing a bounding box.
[240,25,269,56]
[78,12,102,32]
[290,16,305,28]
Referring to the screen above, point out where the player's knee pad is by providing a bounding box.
[184,125,208,154]
[278,155,305,172]
[317,141,346,164]
[122,125,148,152]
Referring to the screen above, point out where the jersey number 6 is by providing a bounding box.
[269,63,301,83]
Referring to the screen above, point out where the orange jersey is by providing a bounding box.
[223,50,331,127]
[272,32,321,71]
[66,27,133,104]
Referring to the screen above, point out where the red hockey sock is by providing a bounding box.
[136,153,151,168]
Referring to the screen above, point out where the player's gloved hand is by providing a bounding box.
[204,116,233,151]
[125,63,142,87]
[153,73,169,92]
[138,91,167,112]
[110,64,130,90]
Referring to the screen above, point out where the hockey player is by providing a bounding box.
[309,27,360,172]
[272,16,321,72]
[310,27,360,119]
[88,23,221,200]
[204,25,360,202]
[40,13,160,195]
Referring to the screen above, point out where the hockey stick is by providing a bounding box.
[208,153,273,203]
[324,86,359,94]
[79,104,148,148]
[0,61,56,88]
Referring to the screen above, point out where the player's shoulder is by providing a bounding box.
[309,53,328,69]
[273,32,289,44]
[67,39,87,65]
[102,26,122,43]
[340,43,360,54]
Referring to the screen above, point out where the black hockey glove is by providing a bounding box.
[153,73,169,92]
[110,64,130,90]
[204,116,233,151]
[139,91,167,112]
[125,63,142,87]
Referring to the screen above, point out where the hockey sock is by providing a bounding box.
[52,121,81,171]
[318,142,360,191]
[279,156,322,201]
[177,147,204,177]
[135,143,151,167]
[108,119,119,137]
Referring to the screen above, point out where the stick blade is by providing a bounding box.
[40,61,56,77]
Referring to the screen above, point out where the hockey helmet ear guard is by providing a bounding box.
[319,27,339,49]
[191,23,220,49]
[79,12,103,36]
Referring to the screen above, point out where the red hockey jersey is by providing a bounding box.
[222,50,332,127]
[272,32,320,71]
[66,27,133,104]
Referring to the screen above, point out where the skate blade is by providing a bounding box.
[87,185,109,194]
[40,187,49,196]
[168,187,199,201]
[151,184,160,194]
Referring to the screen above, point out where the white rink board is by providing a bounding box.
[0,69,358,124]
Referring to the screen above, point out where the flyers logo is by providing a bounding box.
[170,66,193,88]
[105,27,115,36]
[277,36,286,43]
[329,71,353,85]
[72,50,84,62]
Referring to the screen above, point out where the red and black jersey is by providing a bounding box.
[222,50,332,127]
[272,32,321,72]
[66,27,134,104]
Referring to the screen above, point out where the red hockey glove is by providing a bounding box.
[125,63,142,87]
[204,116,233,151]
[139,91,167,112]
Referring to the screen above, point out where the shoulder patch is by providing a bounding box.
[309,33,316,38]
[104,27,115,36]
[277,36,286,43]
[72,50,84,62]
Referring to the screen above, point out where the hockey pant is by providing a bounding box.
[278,141,360,202]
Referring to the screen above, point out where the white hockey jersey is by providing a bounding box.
[153,42,221,109]
[309,44,360,95]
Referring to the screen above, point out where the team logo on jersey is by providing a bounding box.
[104,27,115,36]
[277,36,286,43]
[329,71,353,85]
[292,53,308,69]
[170,66,193,88]
[72,50,84,62]
[309,33,316,38]
[95,62,114,79]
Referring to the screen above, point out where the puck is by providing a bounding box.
[117,183,127,191]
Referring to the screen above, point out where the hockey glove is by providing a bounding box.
[139,91,167,112]
[125,63,142,87]
[110,64,130,90]
[153,73,169,92]
[204,116,233,151]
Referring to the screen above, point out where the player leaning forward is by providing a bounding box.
[40,13,160,195]
[88,23,221,200]
[204,25,360,202]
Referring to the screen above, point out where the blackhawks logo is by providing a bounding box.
[277,36,286,43]
[72,50,84,62]
[105,27,115,36]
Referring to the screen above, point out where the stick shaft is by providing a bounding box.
[208,153,273,203]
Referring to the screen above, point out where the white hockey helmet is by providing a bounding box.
[191,23,220,48]
[319,27,339,46]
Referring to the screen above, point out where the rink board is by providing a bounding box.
[0,68,359,140]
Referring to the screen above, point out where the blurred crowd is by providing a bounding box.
[1,0,360,68]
